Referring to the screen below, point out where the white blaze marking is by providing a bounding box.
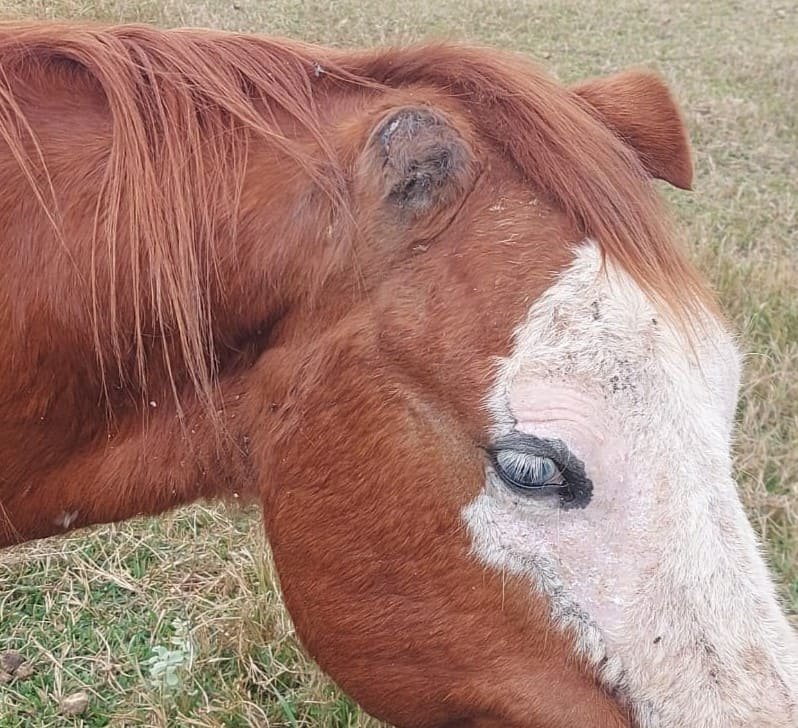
[464,241,798,727]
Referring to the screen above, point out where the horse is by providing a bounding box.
[0,19,795,728]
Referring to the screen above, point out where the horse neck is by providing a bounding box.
[0,342,288,548]
[0,88,351,547]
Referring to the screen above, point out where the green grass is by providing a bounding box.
[1,505,370,727]
[0,0,796,725]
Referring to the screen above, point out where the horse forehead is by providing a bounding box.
[501,241,740,413]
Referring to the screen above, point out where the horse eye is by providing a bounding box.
[490,449,566,492]
[486,435,593,509]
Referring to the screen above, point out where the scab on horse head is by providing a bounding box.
[0,22,795,728]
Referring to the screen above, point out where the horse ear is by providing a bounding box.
[572,70,694,190]
[362,106,476,218]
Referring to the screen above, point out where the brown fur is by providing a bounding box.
[573,69,694,190]
[0,20,712,726]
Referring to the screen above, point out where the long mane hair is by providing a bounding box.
[0,21,712,414]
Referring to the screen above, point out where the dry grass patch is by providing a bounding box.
[1,505,377,726]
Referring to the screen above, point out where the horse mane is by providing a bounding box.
[342,45,717,317]
[0,21,358,417]
[0,21,714,414]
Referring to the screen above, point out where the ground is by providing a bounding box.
[0,0,795,726]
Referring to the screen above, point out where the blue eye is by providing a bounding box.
[491,449,565,491]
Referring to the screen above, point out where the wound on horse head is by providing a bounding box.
[377,107,473,212]
[0,20,795,728]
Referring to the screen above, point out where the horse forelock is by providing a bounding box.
[0,21,714,419]
[344,43,718,327]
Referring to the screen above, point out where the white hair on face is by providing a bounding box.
[464,241,798,727]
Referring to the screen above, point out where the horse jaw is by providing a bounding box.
[464,241,798,727]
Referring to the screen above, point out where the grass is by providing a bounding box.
[0,0,796,725]
[1,505,369,727]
